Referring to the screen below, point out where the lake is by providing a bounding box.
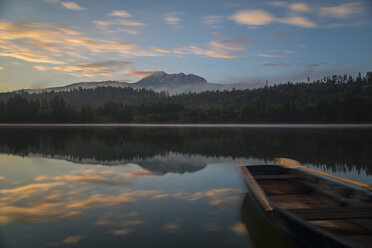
[0,125,371,248]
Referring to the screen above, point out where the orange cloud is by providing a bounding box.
[52,61,130,77]
[60,2,86,11]
[151,47,171,53]
[278,16,317,28]
[123,169,154,178]
[124,69,158,78]
[33,65,49,71]
[230,9,317,28]
[110,229,133,236]
[229,222,248,236]
[109,10,133,18]
[230,10,275,25]
[288,3,311,12]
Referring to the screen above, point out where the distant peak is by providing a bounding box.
[146,71,166,77]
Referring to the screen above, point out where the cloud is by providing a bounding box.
[33,65,49,71]
[229,223,248,236]
[104,28,139,35]
[297,62,328,68]
[230,9,317,28]
[96,219,145,227]
[0,20,157,71]
[109,10,133,18]
[53,169,130,185]
[110,229,133,236]
[163,12,182,25]
[0,170,163,225]
[203,15,224,25]
[60,2,85,11]
[151,47,171,53]
[117,20,145,26]
[124,69,159,78]
[0,40,66,64]
[173,188,241,206]
[268,2,286,7]
[260,62,290,67]
[278,16,317,28]
[174,45,243,58]
[0,182,65,194]
[164,221,181,231]
[319,2,363,18]
[123,169,154,178]
[62,236,85,244]
[174,34,247,59]
[0,66,4,70]
[208,37,250,51]
[152,194,170,199]
[93,10,144,34]
[288,3,311,12]
[230,10,275,25]
[0,52,64,64]
[93,19,144,35]
[256,53,283,58]
[52,61,131,77]
[94,19,145,28]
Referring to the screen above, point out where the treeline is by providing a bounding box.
[0,72,371,123]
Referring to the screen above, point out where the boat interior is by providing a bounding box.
[246,165,372,248]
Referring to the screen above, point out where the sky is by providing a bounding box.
[0,0,371,91]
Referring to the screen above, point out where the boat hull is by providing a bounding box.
[241,165,372,248]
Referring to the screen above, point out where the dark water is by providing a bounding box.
[0,126,371,248]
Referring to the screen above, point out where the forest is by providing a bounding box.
[0,72,371,123]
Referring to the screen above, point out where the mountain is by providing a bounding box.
[16,71,259,95]
[21,81,130,94]
[136,71,207,87]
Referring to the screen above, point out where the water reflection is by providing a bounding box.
[0,127,371,175]
[240,193,295,248]
[0,154,250,248]
[0,126,371,248]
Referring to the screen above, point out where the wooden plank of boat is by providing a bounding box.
[240,164,372,248]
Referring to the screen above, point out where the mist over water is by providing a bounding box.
[0,126,371,248]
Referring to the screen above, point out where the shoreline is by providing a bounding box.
[0,123,372,128]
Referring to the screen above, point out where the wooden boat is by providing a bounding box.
[241,162,372,248]
[240,192,296,248]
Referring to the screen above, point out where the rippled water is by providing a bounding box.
[0,126,371,248]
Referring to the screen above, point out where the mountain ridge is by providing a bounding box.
[18,71,258,94]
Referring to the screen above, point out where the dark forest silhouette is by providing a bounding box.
[0,72,371,123]
[0,127,371,174]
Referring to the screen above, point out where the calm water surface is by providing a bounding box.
[0,126,371,248]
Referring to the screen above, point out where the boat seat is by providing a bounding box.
[290,207,372,220]
[254,174,305,180]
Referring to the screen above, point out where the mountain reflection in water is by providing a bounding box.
[0,127,371,175]
[0,126,371,248]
